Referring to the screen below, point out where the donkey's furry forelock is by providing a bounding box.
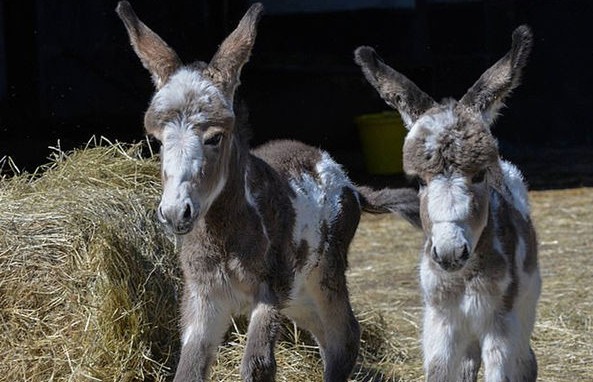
[403,101,499,178]
[144,66,234,139]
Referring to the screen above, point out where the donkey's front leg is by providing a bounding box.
[481,312,537,382]
[240,284,281,382]
[423,306,464,382]
[174,292,232,382]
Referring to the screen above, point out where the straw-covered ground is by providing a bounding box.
[0,141,591,381]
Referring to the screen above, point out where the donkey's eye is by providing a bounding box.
[204,133,223,146]
[471,170,486,184]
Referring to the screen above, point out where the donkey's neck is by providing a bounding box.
[473,160,531,254]
[202,136,253,230]
[474,187,533,265]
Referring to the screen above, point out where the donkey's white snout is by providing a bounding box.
[430,222,472,272]
[158,199,198,235]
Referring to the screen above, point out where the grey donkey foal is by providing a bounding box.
[356,26,541,381]
[116,2,420,381]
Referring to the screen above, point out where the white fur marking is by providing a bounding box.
[182,324,195,346]
[289,153,352,251]
[500,160,530,219]
[290,173,325,253]
[288,152,354,299]
[244,171,270,244]
[427,175,471,223]
[160,119,203,212]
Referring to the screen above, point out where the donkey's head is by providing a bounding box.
[117,1,262,234]
[355,26,532,271]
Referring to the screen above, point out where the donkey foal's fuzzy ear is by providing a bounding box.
[460,25,533,124]
[206,3,264,98]
[116,1,182,89]
[354,46,436,129]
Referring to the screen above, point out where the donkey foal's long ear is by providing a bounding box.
[207,3,264,98]
[116,1,182,89]
[460,25,533,124]
[354,46,436,129]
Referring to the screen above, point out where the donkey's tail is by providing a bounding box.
[356,185,421,228]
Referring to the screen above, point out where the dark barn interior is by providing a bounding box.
[1,0,592,188]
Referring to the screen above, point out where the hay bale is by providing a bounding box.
[0,141,180,381]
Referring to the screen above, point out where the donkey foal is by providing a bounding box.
[356,26,541,381]
[117,2,420,381]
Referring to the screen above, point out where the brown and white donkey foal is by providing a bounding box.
[356,26,541,381]
[116,2,419,381]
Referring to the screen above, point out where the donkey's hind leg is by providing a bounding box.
[313,280,361,382]
[313,187,362,382]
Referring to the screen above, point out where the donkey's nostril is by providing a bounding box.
[461,246,470,261]
[431,246,439,261]
[182,203,192,221]
[157,206,166,222]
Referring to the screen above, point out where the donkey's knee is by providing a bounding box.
[174,339,216,382]
[482,329,537,382]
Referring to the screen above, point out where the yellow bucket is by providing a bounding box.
[355,111,406,174]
